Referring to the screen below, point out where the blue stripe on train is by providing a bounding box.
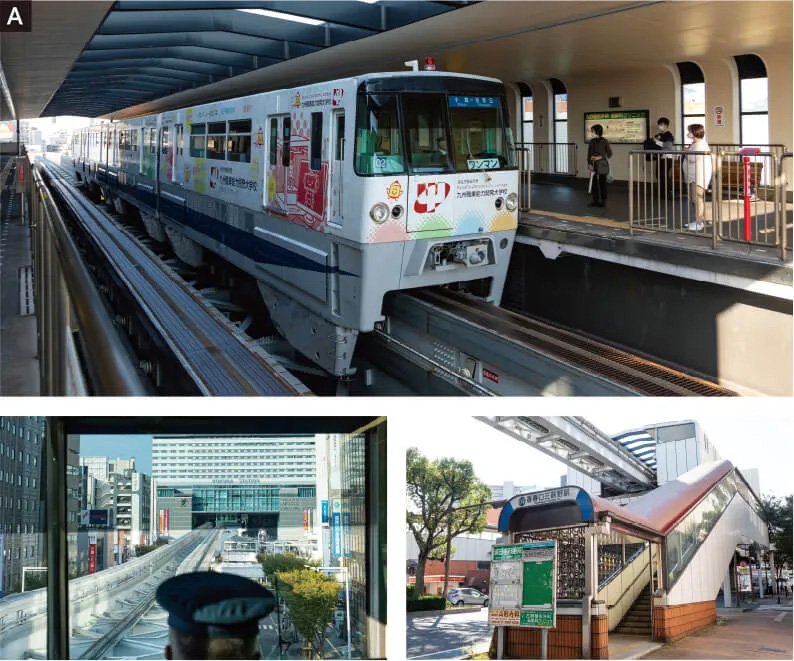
[116,181,355,276]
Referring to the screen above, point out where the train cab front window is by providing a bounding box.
[447,95,514,171]
[403,93,453,174]
[355,93,405,176]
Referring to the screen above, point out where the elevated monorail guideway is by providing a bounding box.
[35,159,309,396]
[477,416,657,493]
[371,289,736,396]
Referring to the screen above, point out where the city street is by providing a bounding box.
[407,608,492,659]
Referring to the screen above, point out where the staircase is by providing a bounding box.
[614,584,652,635]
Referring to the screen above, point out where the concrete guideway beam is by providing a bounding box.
[476,416,656,493]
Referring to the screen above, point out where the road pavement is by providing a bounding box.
[407,608,492,659]
[641,598,792,660]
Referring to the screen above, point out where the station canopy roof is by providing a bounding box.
[1,0,474,120]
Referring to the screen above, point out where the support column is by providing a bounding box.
[723,571,733,608]
[582,528,597,659]
[769,550,777,595]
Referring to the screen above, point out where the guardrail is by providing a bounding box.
[629,149,790,259]
[515,142,578,177]
[28,157,149,394]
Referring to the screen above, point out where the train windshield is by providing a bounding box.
[355,90,515,176]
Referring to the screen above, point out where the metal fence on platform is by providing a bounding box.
[629,148,791,260]
[27,156,148,395]
[516,142,578,176]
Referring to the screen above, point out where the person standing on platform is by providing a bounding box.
[681,123,712,230]
[587,124,612,207]
[653,117,675,193]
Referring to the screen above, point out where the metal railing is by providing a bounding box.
[515,142,578,176]
[629,149,791,259]
[28,156,149,394]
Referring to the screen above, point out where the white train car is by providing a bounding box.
[75,70,519,376]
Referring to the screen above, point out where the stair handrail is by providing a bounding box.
[598,542,649,591]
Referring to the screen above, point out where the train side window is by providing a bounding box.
[148,128,157,154]
[130,128,138,152]
[269,118,278,166]
[175,124,183,156]
[354,93,404,176]
[227,119,252,163]
[161,126,170,155]
[207,121,226,160]
[282,118,291,167]
[310,112,322,171]
[190,123,206,158]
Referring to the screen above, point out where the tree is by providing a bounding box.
[277,569,338,659]
[759,494,793,588]
[437,458,490,599]
[407,448,490,597]
[259,553,318,581]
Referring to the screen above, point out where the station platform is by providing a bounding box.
[0,164,39,396]
[521,178,792,300]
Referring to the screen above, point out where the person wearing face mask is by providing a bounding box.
[681,123,712,231]
[652,117,675,193]
[587,124,612,207]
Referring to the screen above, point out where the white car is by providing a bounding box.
[447,587,489,606]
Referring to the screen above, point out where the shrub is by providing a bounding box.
[407,595,446,612]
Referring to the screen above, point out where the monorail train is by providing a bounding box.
[72,70,519,376]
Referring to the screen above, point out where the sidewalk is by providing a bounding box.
[641,596,792,659]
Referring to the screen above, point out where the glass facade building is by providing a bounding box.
[152,436,317,542]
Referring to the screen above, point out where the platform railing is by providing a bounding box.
[629,149,790,259]
[29,157,149,395]
[515,142,578,177]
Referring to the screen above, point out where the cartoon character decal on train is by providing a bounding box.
[74,70,519,377]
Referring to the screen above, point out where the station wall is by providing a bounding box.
[512,43,791,188]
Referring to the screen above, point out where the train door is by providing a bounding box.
[173,123,184,184]
[328,109,345,227]
[265,114,289,213]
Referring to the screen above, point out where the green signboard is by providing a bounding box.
[520,609,555,627]
[492,544,523,561]
[584,109,649,144]
[489,541,557,629]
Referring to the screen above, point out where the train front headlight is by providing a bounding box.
[369,202,389,224]
[505,192,518,211]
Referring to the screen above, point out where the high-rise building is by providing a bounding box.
[489,482,538,501]
[79,455,136,482]
[0,417,46,595]
[152,435,317,542]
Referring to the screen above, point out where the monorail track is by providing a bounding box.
[38,156,735,396]
[368,288,736,396]
[37,158,309,396]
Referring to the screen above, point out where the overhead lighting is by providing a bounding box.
[237,8,325,26]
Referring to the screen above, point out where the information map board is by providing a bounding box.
[584,110,649,144]
[488,541,557,629]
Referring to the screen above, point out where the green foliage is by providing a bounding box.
[406,595,447,612]
[277,569,339,659]
[134,538,168,557]
[259,552,318,579]
[760,494,793,572]
[406,447,490,595]
[24,571,48,591]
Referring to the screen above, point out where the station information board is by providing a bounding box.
[488,541,557,628]
[584,110,649,144]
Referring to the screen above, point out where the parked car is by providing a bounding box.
[447,587,489,607]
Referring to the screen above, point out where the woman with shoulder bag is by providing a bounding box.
[587,124,613,207]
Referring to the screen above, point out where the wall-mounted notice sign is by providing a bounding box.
[488,541,557,629]
[584,110,649,144]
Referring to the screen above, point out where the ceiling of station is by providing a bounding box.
[0,0,474,120]
[1,1,791,122]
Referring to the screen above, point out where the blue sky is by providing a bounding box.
[79,435,153,475]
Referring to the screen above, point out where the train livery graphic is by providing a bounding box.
[72,71,519,376]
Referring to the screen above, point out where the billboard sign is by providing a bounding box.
[489,541,557,629]
[80,509,113,527]
[88,532,98,574]
[321,499,329,524]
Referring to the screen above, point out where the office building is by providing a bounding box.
[152,435,317,541]
[0,417,45,595]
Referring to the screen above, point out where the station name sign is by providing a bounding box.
[511,486,578,509]
[1,1,31,32]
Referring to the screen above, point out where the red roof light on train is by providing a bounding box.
[422,57,437,71]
